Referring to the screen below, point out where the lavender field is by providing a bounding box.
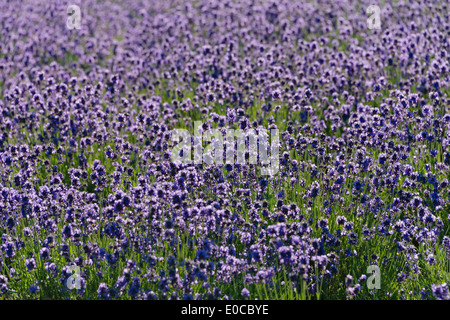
[0,0,449,300]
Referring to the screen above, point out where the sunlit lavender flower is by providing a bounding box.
[432,283,449,300]
[241,288,250,298]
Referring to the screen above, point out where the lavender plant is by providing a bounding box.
[0,0,449,300]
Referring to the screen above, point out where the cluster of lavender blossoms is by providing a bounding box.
[0,0,449,300]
